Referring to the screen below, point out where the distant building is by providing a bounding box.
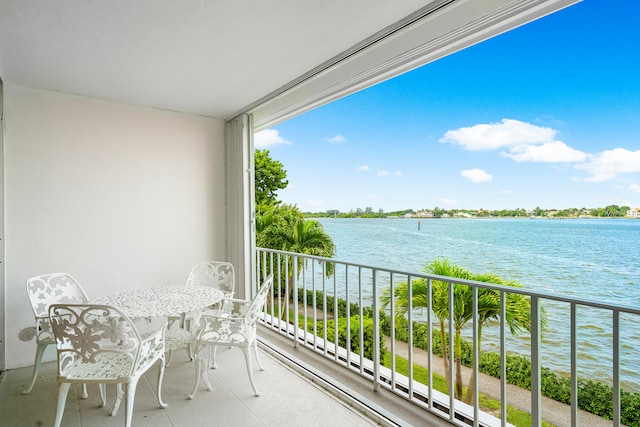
[416,211,433,218]
[453,212,473,218]
[627,208,640,218]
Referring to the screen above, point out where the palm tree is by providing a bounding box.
[257,205,335,315]
[381,258,536,403]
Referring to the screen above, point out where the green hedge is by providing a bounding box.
[381,311,640,426]
[297,290,640,425]
[297,289,374,318]
[317,315,386,362]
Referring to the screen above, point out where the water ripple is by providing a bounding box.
[317,217,640,391]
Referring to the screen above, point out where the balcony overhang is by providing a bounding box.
[0,0,578,124]
[248,0,580,130]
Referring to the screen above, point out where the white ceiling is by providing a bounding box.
[0,0,579,124]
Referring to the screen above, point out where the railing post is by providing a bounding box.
[345,265,351,365]
[322,262,328,357]
[448,281,455,422]
[293,255,298,348]
[613,310,620,427]
[571,303,577,427]
[408,275,414,398]
[333,266,338,363]
[472,286,479,426]
[372,269,380,392]
[500,291,507,427]
[390,273,396,390]
[427,278,433,411]
[531,296,541,427]
[358,267,364,374]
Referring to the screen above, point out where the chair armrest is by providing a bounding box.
[218,298,251,317]
[136,322,167,371]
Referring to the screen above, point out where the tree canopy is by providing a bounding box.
[255,149,288,211]
[381,258,537,403]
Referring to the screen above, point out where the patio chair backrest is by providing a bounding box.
[185,261,235,297]
[247,274,273,325]
[26,273,89,343]
[49,303,147,378]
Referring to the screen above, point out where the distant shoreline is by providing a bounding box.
[307,215,639,220]
[304,206,638,220]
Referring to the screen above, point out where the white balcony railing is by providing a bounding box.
[256,247,640,427]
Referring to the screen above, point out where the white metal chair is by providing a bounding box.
[185,261,235,301]
[165,261,236,365]
[48,303,167,427]
[188,274,273,399]
[23,273,89,395]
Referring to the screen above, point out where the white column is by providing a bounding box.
[225,114,256,299]
[0,80,5,370]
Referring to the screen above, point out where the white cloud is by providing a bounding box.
[357,165,370,171]
[377,169,402,177]
[630,184,640,194]
[306,199,323,207]
[440,119,556,150]
[326,134,346,144]
[461,168,492,183]
[441,198,458,205]
[441,118,586,163]
[501,140,587,163]
[576,148,640,182]
[254,129,291,149]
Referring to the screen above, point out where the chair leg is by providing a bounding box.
[53,382,71,427]
[81,383,89,399]
[124,382,138,427]
[165,349,174,367]
[99,384,107,407]
[201,351,213,391]
[187,350,207,400]
[111,384,124,416]
[240,347,260,397]
[252,339,265,371]
[22,342,48,394]
[209,345,218,369]
[156,357,167,408]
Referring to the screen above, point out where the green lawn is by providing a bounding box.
[383,353,555,427]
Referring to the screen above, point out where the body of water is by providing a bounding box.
[315,217,640,391]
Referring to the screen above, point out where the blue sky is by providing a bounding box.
[255,1,640,213]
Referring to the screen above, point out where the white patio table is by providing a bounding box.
[94,285,224,318]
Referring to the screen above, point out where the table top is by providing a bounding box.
[95,285,224,318]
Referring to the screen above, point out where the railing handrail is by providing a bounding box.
[257,246,634,427]
[257,246,640,315]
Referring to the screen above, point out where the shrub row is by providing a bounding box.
[297,289,374,318]
[296,291,640,426]
[381,311,640,426]
[308,315,386,362]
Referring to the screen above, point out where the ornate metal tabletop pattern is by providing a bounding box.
[95,285,224,318]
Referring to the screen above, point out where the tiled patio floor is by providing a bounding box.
[0,344,380,426]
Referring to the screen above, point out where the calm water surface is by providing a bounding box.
[315,217,640,391]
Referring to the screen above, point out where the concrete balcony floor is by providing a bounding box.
[0,344,381,427]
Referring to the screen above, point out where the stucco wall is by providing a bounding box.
[3,85,226,369]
